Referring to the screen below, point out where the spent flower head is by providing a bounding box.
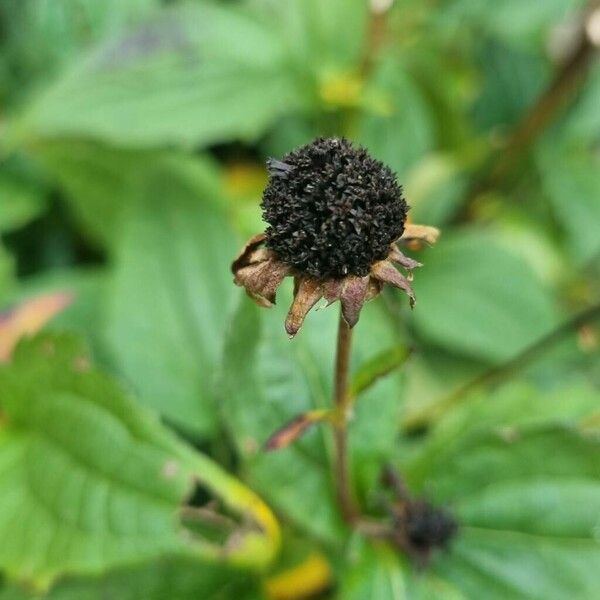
[232,137,439,336]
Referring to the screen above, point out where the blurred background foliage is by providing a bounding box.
[0,0,599,598]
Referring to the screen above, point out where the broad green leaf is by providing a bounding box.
[411,229,558,362]
[0,173,45,232]
[19,3,298,148]
[338,541,407,600]
[4,558,262,600]
[0,333,279,587]
[401,384,600,600]
[33,140,223,249]
[437,0,581,48]
[471,39,545,132]
[538,144,600,264]
[104,161,238,435]
[252,0,368,72]
[0,0,159,109]
[405,381,600,491]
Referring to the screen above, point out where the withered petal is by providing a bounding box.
[398,224,440,248]
[366,278,383,302]
[234,258,289,307]
[371,260,416,307]
[322,279,344,305]
[231,233,267,274]
[389,245,422,270]
[285,278,323,337]
[340,275,369,328]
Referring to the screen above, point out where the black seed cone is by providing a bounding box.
[262,137,408,279]
[404,501,458,550]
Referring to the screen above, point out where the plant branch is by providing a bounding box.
[332,311,360,523]
[404,301,600,430]
[454,1,600,221]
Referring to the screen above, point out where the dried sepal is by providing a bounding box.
[264,409,330,451]
[231,232,267,273]
[389,244,422,270]
[234,259,290,308]
[285,278,323,337]
[371,260,416,307]
[398,224,440,249]
[322,279,344,306]
[340,275,369,328]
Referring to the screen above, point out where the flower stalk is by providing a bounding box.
[332,310,359,523]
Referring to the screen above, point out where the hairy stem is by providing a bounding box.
[332,311,359,523]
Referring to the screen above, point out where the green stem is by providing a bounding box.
[332,310,360,523]
[404,301,600,430]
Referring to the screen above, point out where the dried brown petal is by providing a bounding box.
[371,260,416,307]
[234,259,289,308]
[366,278,384,302]
[398,224,440,248]
[285,278,323,337]
[322,279,344,305]
[231,233,267,273]
[264,409,330,451]
[340,275,369,328]
[389,245,422,270]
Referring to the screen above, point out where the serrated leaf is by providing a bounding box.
[19,3,298,148]
[0,333,279,587]
[104,160,238,435]
[411,229,558,362]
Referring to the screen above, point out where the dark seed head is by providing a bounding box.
[401,500,458,552]
[261,137,408,279]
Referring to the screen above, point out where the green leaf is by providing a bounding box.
[405,380,600,491]
[401,384,600,600]
[538,144,600,264]
[358,60,434,179]
[0,333,279,587]
[104,160,238,435]
[19,3,298,148]
[0,173,45,232]
[350,346,411,400]
[411,229,558,362]
[220,295,344,545]
[5,558,261,600]
[0,334,189,586]
[33,140,225,250]
[338,541,407,600]
[255,0,368,71]
[437,0,578,48]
